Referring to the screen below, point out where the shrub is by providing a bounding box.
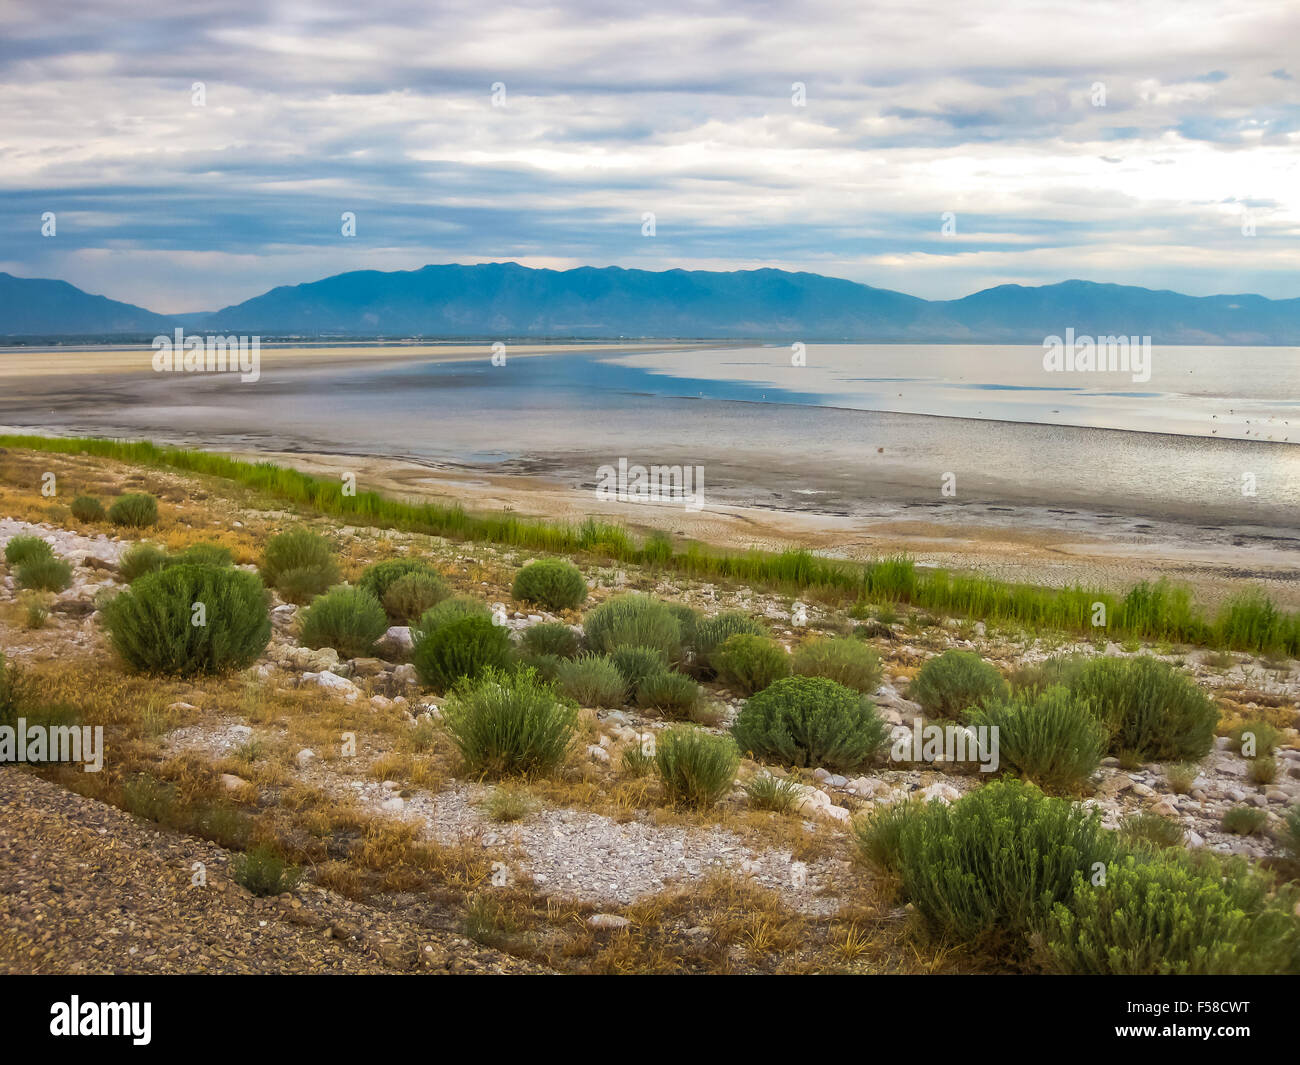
[1166,763,1199,794]
[1248,756,1278,786]
[668,603,702,651]
[1229,719,1281,757]
[520,622,580,659]
[732,675,888,771]
[889,778,1120,951]
[692,611,765,665]
[442,667,577,776]
[1223,805,1267,836]
[233,844,301,896]
[620,739,655,777]
[108,492,158,527]
[1043,853,1300,974]
[1282,807,1300,866]
[101,564,271,675]
[170,542,234,568]
[70,495,105,522]
[0,652,31,728]
[1008,654,1088,694]
[635,671,701,717]
[965,686,1107,792]
[15,556,72,592]
[555,654,626,708]
[582,594,682,659]
[517,652,562,683]
[851,800,924,875]
[744,772,802,814]
[382,570,451,623]
[412,595,491,642]
[358,558,438,602]
[412,613,512,691]
[299,586,389,658]
[611,645,668,692]
[260,530,339,604]
[1070,656,1217,762]
[1119,811,1185,850]
[712,633,790,696]
[790,638,882,693]
[484,784,535,823]
[511,558,588,611]
[4,535,52,566]
[655,727,739,809]
[24,598,48,630]
[118,543,170,583]
[909,650,1009,719]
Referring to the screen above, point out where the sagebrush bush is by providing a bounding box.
[412,613,512,691]
[655,727,739,809]
[744,772,802,814]
[965,686,1107,792]
[382,570,451,623]
[852,799,924,875]
[69,495,106,522]
[15,556,72,592]
[669,603,702,651]
[732,675,888,771]
[260,529,339,604]
[910,650,1009,719]
[635,670,700,717]
[118,543,169,583]
[611,645,669,692]
[692,611,765,665]
[555,654,626,708]
[4,535,52,566]
[1008,654,1089,694]
[1166,763,1199,794]
[102,564,271,675]
[1223,805,1267,835]
[712,633,790,696]
[511,558,588,611]
[1248,756,1278,785]
[520,622,580,659]
[790,637,883,693]
[582,594,682,659]
[442,667,577,776]
[108,492,158,528]
[233,844,301,897]
[1229,719,1281,757]
[1120,811,1185,849]
[518,652,562,683]
[0,651,30,728]
[170,542,234,568]
[1043,853,1300,974]
[413,595,491,642]
[1070,656,1217,762]
[358,558,439,601]
[299,586,389,658]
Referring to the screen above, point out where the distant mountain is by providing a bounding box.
[4,264,1300,344]
[0,272,174,337]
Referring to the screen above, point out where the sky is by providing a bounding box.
[1,0,1298,313]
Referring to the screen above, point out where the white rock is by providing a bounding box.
[294,748,316,769]
[302,670,360,701]
[586,744,610,764]
[586,913,630,931]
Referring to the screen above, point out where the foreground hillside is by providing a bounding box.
[1,441,1298,975]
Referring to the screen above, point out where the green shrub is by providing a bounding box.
[965,686,1107,792]
[299,586,389,658]
[520,622,580,659]
[1248,756,1278,785]
[655,727,739,809]
[442,667,577,776]
[1282,807,1300,865]
[635,671,701,717]
[511,558,588,611]
[732,675,888,771]
[382,569,451,623]
[170,542,234,568]
[118,542,170,583]
[620,739,656,777]
[744,772,802,814]
[790,638,883,693]
[412,595,491,642]
[1043,853,1300,974]
[692,611,765,665]
[15,556,72,592]
[4,535,53,566]
[852,800,924,875]
[582,594,682,659]
[1008,655,1089,694]
[1166,763,1199,794]
[412,613,512,691]
[890,778,1120,951]
[70,495,105,522]
[712,633,790,696]
[555,654,626,708]
[668,604,702,650]
[1119,811,1185,850]
[260,530,339,604]
[1229,719,1282,757]
[101,564,271,675]
[0,651,31,728]
[1223,805,1267,835]
[233,843,301,896]
[910,650,1009,719]
[357,558,438,601]
[518,652,562,683]
[1070,656,1217,762]
[108,492,158,528]
[611,645,669,692]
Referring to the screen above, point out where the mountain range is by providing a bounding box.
[3,263,1299,344]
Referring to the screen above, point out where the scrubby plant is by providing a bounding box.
[1282,806,1300,867]
[1248,756,1278,786]
[744,772,802,814]
[260,529,340,604]
[170,542,234,568]
[1229,719,1282,757]
[732,675,888,771]
[69,495,106,522]
[635,670,701,717]
[1223,805,1267,835]
[517,652,562,683]
[692,611,766,666]
[357,558,436,601]
[4,535,52,566]
[964,686,1107,792]
[483,784,535,823]
[299,585,389,658]
[101,564,271,675]
[654,727,739,809]
[909,650,1009,719]
[232,843,301,897]
[108,492,158,528]
[511,558,588,612]
[412,613,512,692]
[668,603,702,651]
[1119,811,1185,850]
[412,595,491,642]
[711,633,791,697]
[382,569,451,623]
[582,594,682,659]
[520,622,581,660]
[1166,763,1199,794]
[619,737,656,777]
[790,637,883,693]
[611,645,669,692]
[554,654,626,709]
[118,542,169,583]
[15,556,72,592]
[851,799,924,875]
[23,597,49,630]
[442,667,577,776]
[1008,654,1089,694]
[0,651,31,728]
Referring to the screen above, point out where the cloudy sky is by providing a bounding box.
[1,0,1298,312]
